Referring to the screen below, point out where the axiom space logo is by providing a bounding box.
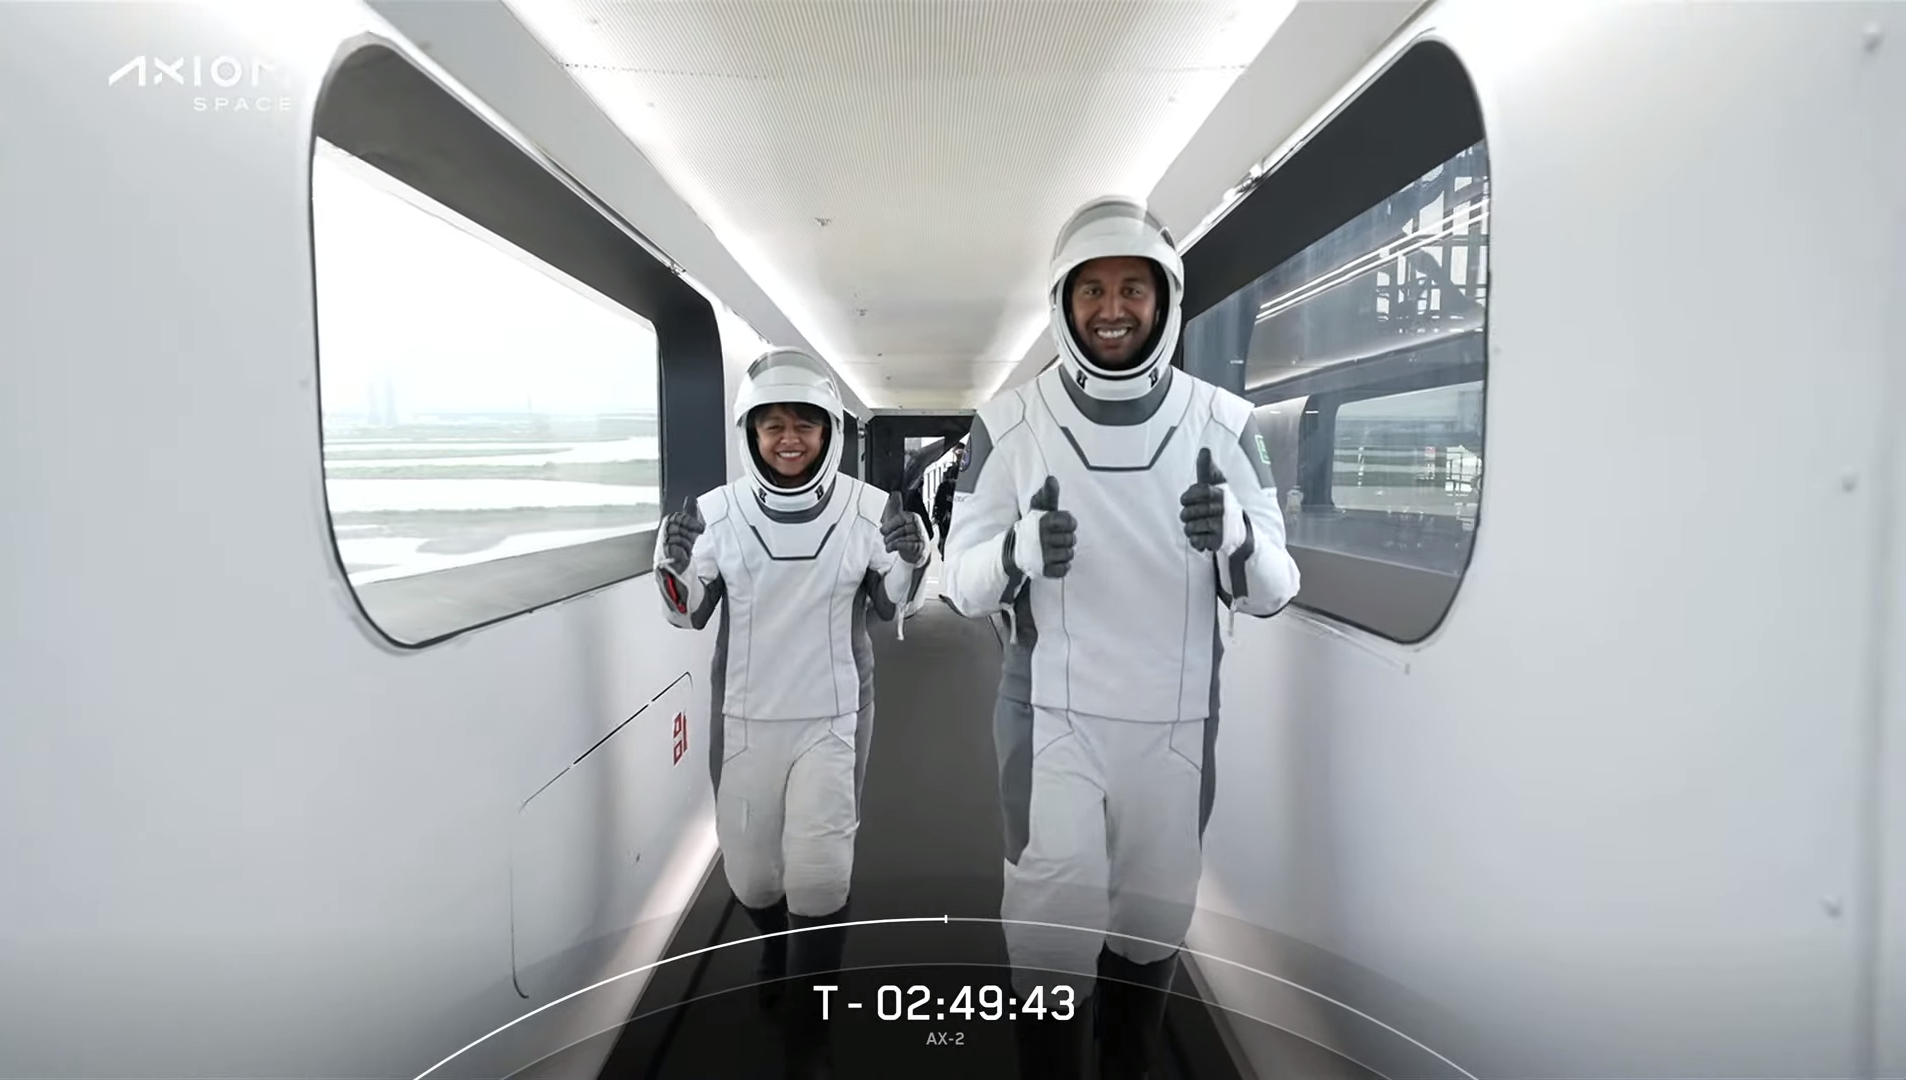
[106,55,292,114]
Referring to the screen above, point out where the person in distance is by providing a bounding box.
[653,347,931,1079]
[939,196,1301,1079]
[932,456,961,557]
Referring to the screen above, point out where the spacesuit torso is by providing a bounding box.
[952,363,1291,723]
[677,473,920,721]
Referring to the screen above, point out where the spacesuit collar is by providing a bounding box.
[1054,362,1174,426]
[1059,350,1172,399]
[751,475,835,521]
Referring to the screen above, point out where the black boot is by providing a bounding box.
[1095,947,1178,1080]
[1012,991,1092,1080]
[783,901,850,1080]
[740,897,790,1009]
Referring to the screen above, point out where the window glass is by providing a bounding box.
[1333,383,1482,519]
[1288,380,1482,576]
[1244,141,1488,391]
[1184,138,1488,637]
[311,139,662,590]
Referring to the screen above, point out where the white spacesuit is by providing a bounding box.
[941,197,1300,1078]
[654,348,928,1076]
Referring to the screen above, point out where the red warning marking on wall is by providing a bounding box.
[672,713,688,765]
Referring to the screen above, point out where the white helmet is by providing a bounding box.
[1048,195,1184,401]
[734,347,845,511]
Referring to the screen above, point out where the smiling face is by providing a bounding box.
[752,402,827,485]
[1067,255,1161,370]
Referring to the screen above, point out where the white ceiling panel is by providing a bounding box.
[502,0,1296,408]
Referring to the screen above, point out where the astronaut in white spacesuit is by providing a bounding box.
[653,347,930,1077]
[940,197,1301,1079]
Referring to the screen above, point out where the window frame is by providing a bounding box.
[309,40,725,649]
[1174,39,1489,644]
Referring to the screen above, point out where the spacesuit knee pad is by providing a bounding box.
[783,789,856,915]
[1104,892,1192,967]
[784,824,853,916]
[1104,872,1199,965]
[719,835,786,912]
[1009,962,1096,1005]
[1002,906,1103,1002]
[1105,935,1183,968]
[724,866,786,913]
[783,826,853,917]
[785,874,851,920]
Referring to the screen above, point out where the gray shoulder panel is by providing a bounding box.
[956,383,1033,498]
[1235,412,1278,492]
[1202,381,1276,492]
[955,416,995,494]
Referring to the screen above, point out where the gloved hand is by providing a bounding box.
[881,491,929,566]
[657,496,704,612]
[1180,447,1245,554]
[1009,476,1076,579]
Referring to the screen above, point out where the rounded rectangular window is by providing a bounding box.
[1181,42,1486,642]
[312,137,662,643]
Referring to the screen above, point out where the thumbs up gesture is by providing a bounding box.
[660,495,704,573]
[1010,475,1076,579]
[881,490,928,566]
[1180,448,1234,553]
[656,496,704,612]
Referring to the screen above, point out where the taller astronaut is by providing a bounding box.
[940,196,1302,1079]
[653,347,929,1078]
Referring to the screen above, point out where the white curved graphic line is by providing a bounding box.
[412,915,948,1079]
[966,917,1479,1080]
[415,912,1476,1080]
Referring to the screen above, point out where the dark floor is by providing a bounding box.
[558,597,1344,1079]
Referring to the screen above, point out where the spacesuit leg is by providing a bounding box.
[739,896,789,1010]
[714,715,797,1010]
[852,699,874,818]
[998,705,1105,1079]
[714,715,789,911]
[999,705,1110,998]
[1097,717,1208,1079]
[782,713,860,918]
[780,714,860,1079]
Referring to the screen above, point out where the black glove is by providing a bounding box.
[660,496,704,572]
[1010,475,1076,578]
[657,496,704,612]
[881,491,927,565]
[1180,448,1229,553]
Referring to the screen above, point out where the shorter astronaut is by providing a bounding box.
[654,348,929,1078]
